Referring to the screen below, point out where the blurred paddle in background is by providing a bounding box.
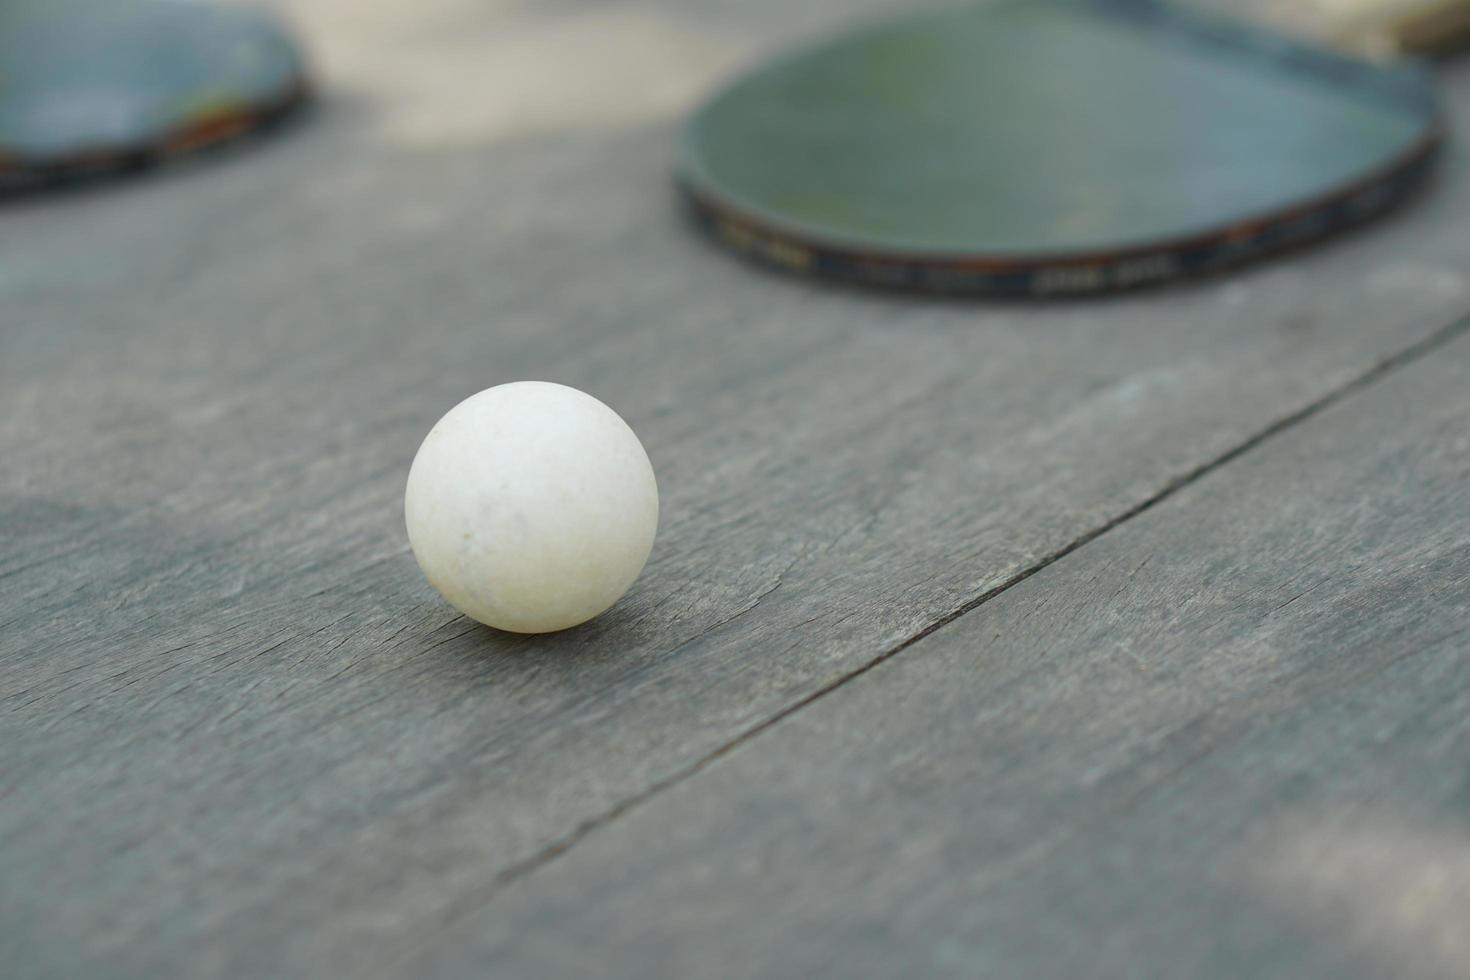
[0,0,309,194]
[678,0,1470,296]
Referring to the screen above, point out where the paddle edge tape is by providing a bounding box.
[675,0,1448,296]
[0,76,311,195]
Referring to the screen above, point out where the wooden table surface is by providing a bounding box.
[4,2,1469,977]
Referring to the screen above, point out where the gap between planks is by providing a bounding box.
[370,306,1470,976]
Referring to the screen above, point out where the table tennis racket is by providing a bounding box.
[0,0,309,193]
[677,0,1454,295]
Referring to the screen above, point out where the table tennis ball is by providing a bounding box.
[404,382,659,634]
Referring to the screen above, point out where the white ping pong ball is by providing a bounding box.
[404,382,659,634]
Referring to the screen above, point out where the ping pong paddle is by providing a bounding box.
[0,0,309,193]
[677,0,1451,295]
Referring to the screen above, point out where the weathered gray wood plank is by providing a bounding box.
[3,2,1470,976]
[400,328,1470,980]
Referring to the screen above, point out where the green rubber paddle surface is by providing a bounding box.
[677,0,1443,295]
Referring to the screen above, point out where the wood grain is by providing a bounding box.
[399,328,1470,980]
[3,2,1470,976]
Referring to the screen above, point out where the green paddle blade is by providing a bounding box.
[677,0,1443,294]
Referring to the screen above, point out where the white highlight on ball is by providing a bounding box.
[404,382,659,634]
